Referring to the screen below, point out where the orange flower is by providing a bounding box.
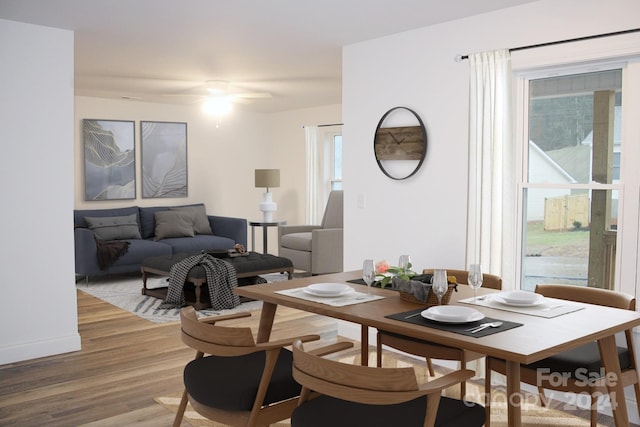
[375,260,390,274]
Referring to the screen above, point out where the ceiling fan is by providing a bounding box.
[162,80,272,125]
[163,80,272,105]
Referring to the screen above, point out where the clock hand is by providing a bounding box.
[387,131,405,144]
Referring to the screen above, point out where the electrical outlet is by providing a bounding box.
[357,192,366,209]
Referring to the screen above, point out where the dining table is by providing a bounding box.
[234,270,640,427]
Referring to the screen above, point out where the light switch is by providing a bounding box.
[357,192,366,209]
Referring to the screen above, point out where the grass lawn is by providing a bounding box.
[525,221,590,256]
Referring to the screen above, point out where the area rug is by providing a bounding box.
[76,272,292,323]
[155,353,608,427]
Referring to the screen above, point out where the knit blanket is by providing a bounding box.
[95,239,130,270]
[160,253,241,310]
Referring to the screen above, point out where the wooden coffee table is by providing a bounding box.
[141,251,293,310]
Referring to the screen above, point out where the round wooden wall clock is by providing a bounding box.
[374,106,427,180]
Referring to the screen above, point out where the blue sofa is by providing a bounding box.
[74,203,247,279]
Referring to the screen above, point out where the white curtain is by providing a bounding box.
[304,125,321,224]
[467,49,514,281]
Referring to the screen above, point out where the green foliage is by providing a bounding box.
[526,221,589,246]
[376,263,416,289]
[529,95,593,151]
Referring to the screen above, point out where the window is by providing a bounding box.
[305,125,342,224]
[519,68,622,290]
[331,134,342,191]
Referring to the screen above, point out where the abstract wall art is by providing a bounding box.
[141,121,188,198]
[83,119,136,201]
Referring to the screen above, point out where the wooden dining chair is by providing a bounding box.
[173,306,321,427]
[291,340,486,427]
[376,268,503,398]
[485,284,640,427]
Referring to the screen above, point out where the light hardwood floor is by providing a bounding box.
[1,289,629,427]
[0,290,339,426]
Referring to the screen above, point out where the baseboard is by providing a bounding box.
[0,333,81,365]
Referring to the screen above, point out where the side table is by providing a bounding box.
[249,220,286,254]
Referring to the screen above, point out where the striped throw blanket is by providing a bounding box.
[160,253,241,310]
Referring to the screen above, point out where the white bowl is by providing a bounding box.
[306,283,350,295]
[500,290,539,304]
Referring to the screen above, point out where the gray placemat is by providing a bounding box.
[459,296,585,318]
[386,308,523,337]
[275,287,384,306]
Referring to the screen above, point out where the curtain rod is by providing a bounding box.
[302,123,343,128]
[455,28,640,61]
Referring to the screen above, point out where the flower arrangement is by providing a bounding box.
[375,259,417,288]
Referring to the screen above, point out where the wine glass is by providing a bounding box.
[362,259,376,294]
[398,254,411,271]
[468,264,483,302]
[432,269,448,305]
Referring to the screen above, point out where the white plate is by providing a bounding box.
[306,283,350,295]
[499,290,542,304]
[421,306,485,323]
[494,293,546,307]
[303,285,354,298]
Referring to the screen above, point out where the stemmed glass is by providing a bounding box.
[398,254,411,271]
[468,264,483,302]
[432,269,448,305]
[362,259,376,295]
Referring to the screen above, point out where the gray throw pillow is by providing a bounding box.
[170,204,213,235]
[85,214,142,241]
[154,210,195,240]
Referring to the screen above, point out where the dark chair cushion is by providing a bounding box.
[526,342,631,377]
[291,394,485,427]
[184,349,300,411]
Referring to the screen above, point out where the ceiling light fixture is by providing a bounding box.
[203,96,233,116]
[203,96,233,128]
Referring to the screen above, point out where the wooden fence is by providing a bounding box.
[543,194,590,231]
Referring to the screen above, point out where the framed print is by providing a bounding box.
[83,119,136,200]
[141,121,188,198]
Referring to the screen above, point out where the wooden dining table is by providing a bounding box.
[234,270,640,427]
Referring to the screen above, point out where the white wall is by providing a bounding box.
[342,0,640,275]
[0,19,80,363]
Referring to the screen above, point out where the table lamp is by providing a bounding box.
[255,169,280,222]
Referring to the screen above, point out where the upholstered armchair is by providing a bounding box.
[278,190,343,275]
